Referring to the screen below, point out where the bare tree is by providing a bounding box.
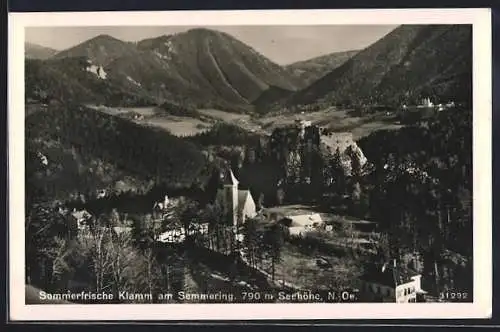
[78,222,114,293]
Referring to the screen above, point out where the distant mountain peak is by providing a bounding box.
[25,42,58,60]
[282,24,472,109]
[94,34,138,45]
[27,28,307,112]
[184,27,220,35]
[53,34,138,66]
[92,33,117,40]
[286,49,360,87]
[132,28,303,108]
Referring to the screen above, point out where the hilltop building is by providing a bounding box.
[215,167,257,227]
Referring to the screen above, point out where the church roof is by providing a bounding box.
[220,167,239,185]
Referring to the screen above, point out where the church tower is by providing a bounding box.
[220,168,239,226]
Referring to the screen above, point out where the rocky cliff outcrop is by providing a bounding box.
[320,131,367,175]
[269,123,367,181]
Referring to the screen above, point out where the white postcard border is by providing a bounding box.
[8,8,492,321]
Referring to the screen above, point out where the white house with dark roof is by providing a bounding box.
[215,167,257,227]
[356,260,426,303]
[280,213,324,236]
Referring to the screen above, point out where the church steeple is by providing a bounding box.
[219,166,239,186]
[219,167,239,226]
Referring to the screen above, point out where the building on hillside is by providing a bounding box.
[279,213,324,237]
[215,167,257,227]
[356,260,427,303]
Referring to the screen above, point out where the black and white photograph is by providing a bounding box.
[8,8,492,320]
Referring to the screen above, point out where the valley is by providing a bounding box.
[88,105,213,136]
[86,103,404,140]
[24,24,473,304]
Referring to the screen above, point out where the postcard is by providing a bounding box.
[8,8,492,321]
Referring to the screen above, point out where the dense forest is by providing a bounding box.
[25,98,472,299]
[26,105,212,204]
[281,25,472,111]
[25,199,193,301]
[23,23,476,303]
[191,107,473,295]
[358,107,473,294]
[25,58,156,107]
[188,122,262,147]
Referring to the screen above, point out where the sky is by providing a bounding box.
[25,25,397,65]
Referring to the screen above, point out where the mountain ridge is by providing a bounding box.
[25,25,472,115]
[285,50,359,87]
[25,42,59,60]
[280,24,472,109]
[53,34,140,66]
[32,28,304,111]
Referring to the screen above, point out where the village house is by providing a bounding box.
[215,167,257,227]
[356,260,426,303]
[279,213,324,236]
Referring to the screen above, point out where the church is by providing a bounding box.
[214,167,257,227]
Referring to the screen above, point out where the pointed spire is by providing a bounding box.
[220,167,239,186]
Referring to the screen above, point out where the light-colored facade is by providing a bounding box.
[215,168,257,227]
[282,213,324,236]
[357,261,426,303]
[358,276,421,303]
